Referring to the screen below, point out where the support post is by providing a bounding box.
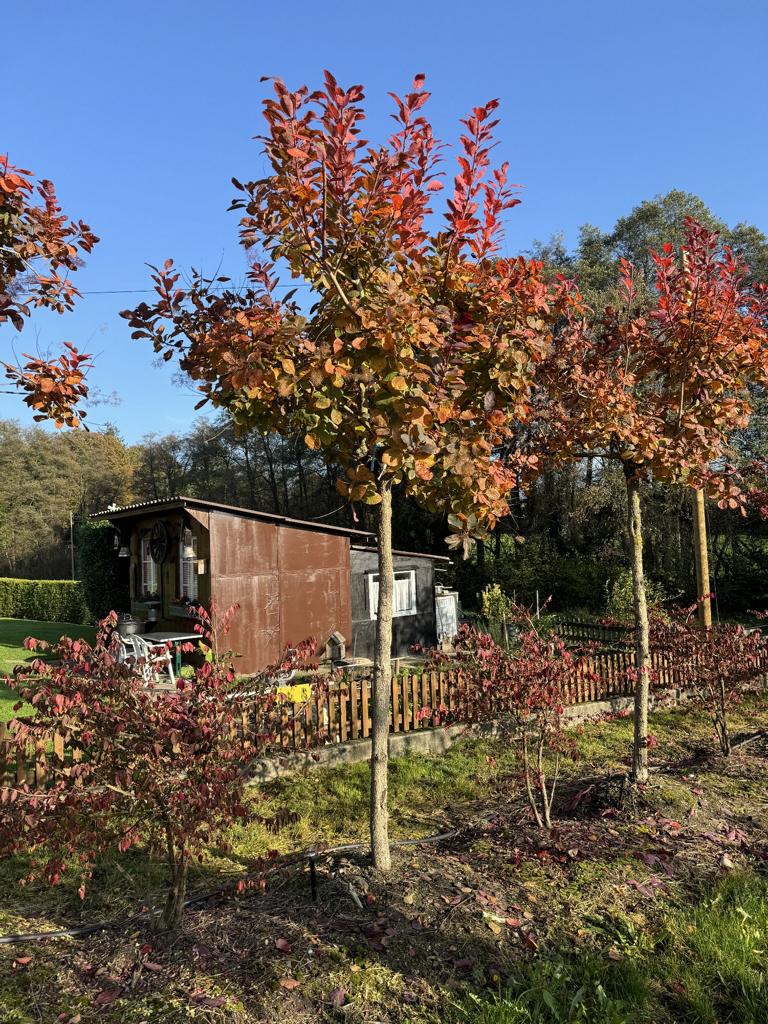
[692,488,712,628]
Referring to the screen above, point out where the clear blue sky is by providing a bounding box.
[3,0,766,442]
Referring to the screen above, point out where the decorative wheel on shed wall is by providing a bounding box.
[149,521,169,564]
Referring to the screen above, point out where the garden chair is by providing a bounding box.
[113,633,176,687]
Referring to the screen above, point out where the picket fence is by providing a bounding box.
[3,646,767,790]
[554,619,634,645]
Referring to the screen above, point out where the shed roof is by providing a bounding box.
[90,495,374,540]
[350,544,451,563]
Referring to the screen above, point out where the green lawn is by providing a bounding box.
[0,617,96,722]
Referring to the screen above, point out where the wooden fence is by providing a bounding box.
[4,646,768,789]
[554,619,634,646]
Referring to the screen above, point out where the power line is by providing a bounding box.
[79,283,312,296]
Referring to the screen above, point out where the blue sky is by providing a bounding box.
[4,0,766,442]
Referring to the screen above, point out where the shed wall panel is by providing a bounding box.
[209,513,281,669]
[209,512,352,673]
[278,527,351,651]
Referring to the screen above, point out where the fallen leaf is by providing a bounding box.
[190,992,227,1007]
[94,989,121,1006]
[275,937,293,954]
[328,987,347,1008]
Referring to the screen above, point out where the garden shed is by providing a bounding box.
[92,497,454,673]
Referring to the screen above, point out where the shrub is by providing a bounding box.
[605,568,667,623]
[425,620,578,828]
[0,577,90,623]
[652,610,767,756]
[0,610,324,931]
[76,520,130,620]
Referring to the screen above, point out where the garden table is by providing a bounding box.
[142,631,201,676]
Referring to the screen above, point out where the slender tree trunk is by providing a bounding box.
[160,821,188,931]
[370,482,393,872]
[692,488,712,628]
[625,467,650,784]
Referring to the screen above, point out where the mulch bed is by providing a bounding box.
[2,739,768,1023]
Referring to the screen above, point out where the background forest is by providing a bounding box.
[4,191,767,617]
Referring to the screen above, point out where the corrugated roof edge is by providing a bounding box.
[350,544,451,562]
[90,495,374,540]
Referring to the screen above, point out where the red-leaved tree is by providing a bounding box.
[0,612,321,931]
[534,219,768,782]
[1,154,98,427]
[123,72,575,870]
[651,610,768,757]
[425,620,578,828]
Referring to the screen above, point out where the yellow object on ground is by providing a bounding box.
[277,683,311,703]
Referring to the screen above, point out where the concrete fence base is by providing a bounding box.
[247,687,691,786]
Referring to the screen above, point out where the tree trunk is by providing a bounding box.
[370,482,393,872]
[625,468,650,784]
[160,822,188,932]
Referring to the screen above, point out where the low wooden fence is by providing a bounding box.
[4,646,768,789]
[554,619,634,646]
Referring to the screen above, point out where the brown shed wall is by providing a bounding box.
[208,511,351,673]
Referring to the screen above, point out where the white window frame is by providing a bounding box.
[367,569,417,620]
[179,533,198,602]
[140,535,158,596]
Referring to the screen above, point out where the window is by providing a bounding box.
[179,533,198,601]
[367,570,417,619]
[140,535,158,596]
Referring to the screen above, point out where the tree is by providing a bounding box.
[0,419,135,578]
[1,155,98,426]
[0,609,320,931]
[536,219,768,782]
[124,72,574,870]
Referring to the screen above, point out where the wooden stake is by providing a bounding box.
[692,487,712,628]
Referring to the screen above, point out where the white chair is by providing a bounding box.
[114,634,176,687]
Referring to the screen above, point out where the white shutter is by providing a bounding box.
[179,534,198,600]
[141,536,158,595]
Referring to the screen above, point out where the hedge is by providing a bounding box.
[0,578,91,624]
[76,520,130,621]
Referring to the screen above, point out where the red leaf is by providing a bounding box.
[190,991,227,1007]
[328,987,347,1008]
[94,988,121,1005]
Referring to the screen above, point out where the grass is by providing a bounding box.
[450,872,768,1024]
[1,671,767,1022]
[0,617,96,722]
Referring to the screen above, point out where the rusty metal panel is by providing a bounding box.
[278,526,351,653]
[208,513,352,673]
[209,512,280,671]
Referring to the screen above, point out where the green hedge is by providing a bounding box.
[76,520,130,621]
[0,578,91,624]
